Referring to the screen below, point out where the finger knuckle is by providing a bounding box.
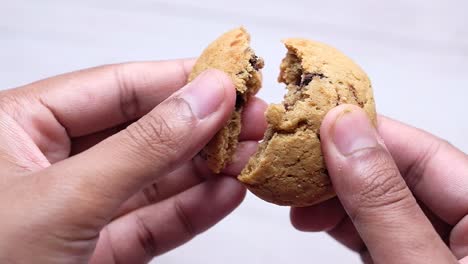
[142,182,161,205]
[114,64,141,120]
[354,148,411,210]
[173,198,196,238]
[133,212,158,257]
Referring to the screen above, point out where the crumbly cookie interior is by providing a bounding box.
[280,51,325,111]
[235,50,264,109]
[189,27,267,174]
[238,46,337,206]
[240,51,321,178]
[238,38,377,206]
[227,50,264,156]
[204,49,264,173]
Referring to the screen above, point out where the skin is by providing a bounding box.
[291,105,468,264]
[1,58,467,264]
[0,59,268,263]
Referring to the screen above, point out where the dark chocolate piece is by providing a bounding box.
[300,72,326,87]
[235,91,244,110]
[249,55,264,71]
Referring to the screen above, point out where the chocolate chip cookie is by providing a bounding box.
[189,27,264,173]
[238,38,376,207]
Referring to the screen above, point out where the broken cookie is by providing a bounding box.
[188,27,264,173]
[238,38,377,207]
[190,28,376,207]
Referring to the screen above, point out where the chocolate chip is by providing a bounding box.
[235,91,244,109]
[301,75,313,87]
[300,72,326,87]
[348,84,364,107]
[249,55,264,71]
[297,120,308,127]
[295,69,304,86]
[249,56,258,70]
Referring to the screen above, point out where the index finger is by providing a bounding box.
[378,116,468,224]
[22,59,195,137]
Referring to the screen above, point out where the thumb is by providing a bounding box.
[38,69,236,224]
[320,105,456,263]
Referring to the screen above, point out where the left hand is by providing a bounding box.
[0,59,267,263]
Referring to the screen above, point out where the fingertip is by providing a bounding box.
[247,96,268,110]
[320,104,363,140]
[222,141,259,176]
[192,140,258,180]
[290,207,308,231]
[218,176,247,202]
[290,198,346,232]
[171,57,197,77]
[207,177,247,216]
[240,97,268,140]
[182,57,197,68]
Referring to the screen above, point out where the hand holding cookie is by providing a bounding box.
[191,27,468,263]
[0,59,267,263]
[291,106,468,263]
[1,25,467,264]
[190,27,376,207]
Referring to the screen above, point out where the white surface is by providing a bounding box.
[1,1,467,263]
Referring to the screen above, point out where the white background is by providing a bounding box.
[1,1,467,263]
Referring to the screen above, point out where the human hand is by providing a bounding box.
[291,105,468,263]
[0,59,267,263]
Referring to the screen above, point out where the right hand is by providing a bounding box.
[291,105,468,263]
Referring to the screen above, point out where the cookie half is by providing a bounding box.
[189,27,264,173]
[239,39,377,207]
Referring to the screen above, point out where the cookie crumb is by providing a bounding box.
[249,55,265,71]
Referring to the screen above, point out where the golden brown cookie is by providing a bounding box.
[239,38,376,207]
[189,27,264,173]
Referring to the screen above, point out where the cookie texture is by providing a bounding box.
[189,27,264,173]
[239,39,376,207]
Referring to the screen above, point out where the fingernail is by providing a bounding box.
[332,108,378,156]
[182,70,226,119]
